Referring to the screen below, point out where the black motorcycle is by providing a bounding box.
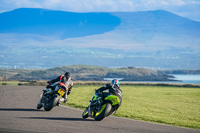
[37,84,66,111]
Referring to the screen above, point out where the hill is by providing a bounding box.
[0,8,199,69]
[0,65,173,81]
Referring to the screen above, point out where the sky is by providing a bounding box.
[0,0,200,21]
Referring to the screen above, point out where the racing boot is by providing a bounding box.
[56,99,61,106]
[63,95,67,103]
[60,95,67,103]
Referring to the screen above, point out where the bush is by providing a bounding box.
[2,83,7,85]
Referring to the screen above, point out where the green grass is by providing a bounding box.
[63,85,200,129]
[0,81,29,86]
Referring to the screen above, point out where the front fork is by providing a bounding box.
[88,97,102,117]
[40,93,51,106]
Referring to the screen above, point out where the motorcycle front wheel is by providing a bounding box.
[37,102,43,109]
[44,94,59,111]
[82,108,89,119]
[94,103,112,121]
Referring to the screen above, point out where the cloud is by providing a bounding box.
[0,0,191,12]
[36,0,136,12]
[0,0,200,21]
[166,2,200,21]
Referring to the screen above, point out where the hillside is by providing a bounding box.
[0,8,200,69]
[0,65,173,81]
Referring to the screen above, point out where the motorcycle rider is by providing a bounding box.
[38,72,73,107]
[90,79,122,115]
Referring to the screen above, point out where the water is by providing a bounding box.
[104,75,200,84]
[169,74,200,84]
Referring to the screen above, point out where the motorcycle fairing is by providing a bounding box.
[105,95,120,105]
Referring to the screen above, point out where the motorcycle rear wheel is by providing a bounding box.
[94,103,112,121]
[44,94,59,111]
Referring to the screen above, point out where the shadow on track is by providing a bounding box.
[21,117,94,121]
[0,108,43,112]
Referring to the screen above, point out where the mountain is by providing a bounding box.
[0,8,200,69]
[0,8,120,39]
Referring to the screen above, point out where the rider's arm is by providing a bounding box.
[96,84,110,93]
[48,76,60,84]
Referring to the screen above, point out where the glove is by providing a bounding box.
[47,81,51,84]
[95,89,102,96]
[95,89,100,93]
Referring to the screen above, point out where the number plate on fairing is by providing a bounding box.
[58,89,65,96]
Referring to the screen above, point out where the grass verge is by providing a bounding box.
[0,81,29,86]
[62,85,200,130]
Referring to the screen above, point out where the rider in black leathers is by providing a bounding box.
[47,72,73,103]
[38,72,73,106]
[95,79,122,112]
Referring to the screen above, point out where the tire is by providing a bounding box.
[95,103,112,121]
[37,103,43,109]
[106,108,115,117]
[44,94,59,111]
[82,108,89,119]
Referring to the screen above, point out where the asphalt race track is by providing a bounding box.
[0,86,199,133]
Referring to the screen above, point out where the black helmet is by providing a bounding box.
[65,72,71,80]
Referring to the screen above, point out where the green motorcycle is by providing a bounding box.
[82,91,122,121]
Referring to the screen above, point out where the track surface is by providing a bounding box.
[0,86,199,133]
